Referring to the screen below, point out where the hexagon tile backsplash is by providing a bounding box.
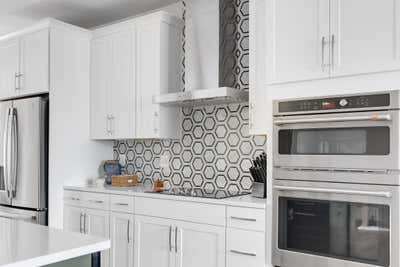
[114,103,266,192]
[113,0,265,192]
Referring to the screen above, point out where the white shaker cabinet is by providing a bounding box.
[0,38,19,99]
[90,29,136,139]
[90,11,182,140]
[330,0,400,77]
[176,221,225,267]
[63,205,84,234]
[19,29,49,95]
[134,215,225,267]
[0,29,49,100]
[110,212,134,267]
[263,0,400,84]
[134,215,176,267]
[265,0,330,84]
[85,209,110,267]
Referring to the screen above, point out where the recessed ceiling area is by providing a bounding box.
[0,0,180,35]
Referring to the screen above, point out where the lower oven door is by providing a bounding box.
[273,179,398,267]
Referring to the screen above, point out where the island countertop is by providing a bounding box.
[0,218,110,267]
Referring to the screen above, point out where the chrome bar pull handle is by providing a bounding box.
[230,216,257,222]
[230,250,257,257]
[79,213,84,233]
[83,213,87,234]
[168,226,172,252]
[331,34,335,70]
[175,226,178,253]
[321,36,327,71]
[274,185,392,198]
[127,220,130,243]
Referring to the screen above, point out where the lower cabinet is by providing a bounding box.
[63,205,110,267]
[134,215,225,267]
[110,212,134,267]
[85,209,110,267]
[176,221,225,267]
[64,189,265,267]
[134,216,175,267]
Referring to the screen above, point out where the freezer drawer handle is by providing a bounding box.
[230,250,257,257]
[230,216,257,222]
[274,114,392,125]
[274,185,392,198]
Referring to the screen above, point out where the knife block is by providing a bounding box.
[252,182,266,199]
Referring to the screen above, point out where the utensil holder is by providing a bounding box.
[252,182,266,199]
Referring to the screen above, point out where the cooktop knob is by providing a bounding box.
[339,98,349,107]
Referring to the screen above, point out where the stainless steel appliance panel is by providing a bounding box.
[10,97,47,210]
[0,100,12,205]
[273,179,399,267]
[0,205,47,225]
[273,110,399,171]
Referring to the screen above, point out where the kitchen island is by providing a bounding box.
[0,218,110,267]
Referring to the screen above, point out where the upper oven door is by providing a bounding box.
[273,110,399,171]
[273,179,399,267]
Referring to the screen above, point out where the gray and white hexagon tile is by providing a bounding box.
[113,103,266,192]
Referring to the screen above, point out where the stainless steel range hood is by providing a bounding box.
[153,87,248,107]
[153,0,249,107]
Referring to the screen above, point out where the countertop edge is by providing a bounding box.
[63,185,267,209]
[3,240,110,267]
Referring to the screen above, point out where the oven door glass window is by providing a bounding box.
[278,197,390,266]
[278,127,389,155]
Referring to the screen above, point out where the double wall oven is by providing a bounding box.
[272,91,400,267]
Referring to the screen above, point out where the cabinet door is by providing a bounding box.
[63,205,84,234]
[136,21,160,138]
[85,209,110,267]
[330,0,400,76]
[110,212,134,267]
[134,215,175,267]
[0,38,19,99]
[175,221,225,267]
[266,0,330,84]
[91,37,112,139]
[19,29,49,96]
[110,29,136,139]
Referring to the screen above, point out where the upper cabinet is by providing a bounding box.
[0,29,49,100]
[90,12,183,140]
[264,0,400,84]
[330,0,400,76]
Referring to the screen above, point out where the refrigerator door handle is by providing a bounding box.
[2,108,11,199]
[9,108,18,198]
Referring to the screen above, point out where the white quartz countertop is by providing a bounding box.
[0,218,110,267]
[64,184,267,209]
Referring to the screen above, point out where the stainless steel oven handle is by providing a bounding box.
[274,185,392,198]
[274,114,392,125]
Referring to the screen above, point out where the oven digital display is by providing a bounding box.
[278,93,390,113]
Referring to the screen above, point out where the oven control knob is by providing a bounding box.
[339,99,349,107]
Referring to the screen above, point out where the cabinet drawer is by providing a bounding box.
[110,195,134,213]
[227,207,265,232]
[82,192,110,210]
[227,228,265,267]
[64,190,85,207]
[135,197,226,226]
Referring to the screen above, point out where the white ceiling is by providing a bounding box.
[0,0,180,35]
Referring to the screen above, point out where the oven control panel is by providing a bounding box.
[278,93,390,113]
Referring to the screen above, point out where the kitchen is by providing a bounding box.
[0,0,398,267]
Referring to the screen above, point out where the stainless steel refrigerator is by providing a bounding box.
[0,96,48,225]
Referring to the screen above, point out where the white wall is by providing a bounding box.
[49,24,112,228]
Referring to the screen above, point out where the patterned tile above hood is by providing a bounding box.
[114,103,266,192]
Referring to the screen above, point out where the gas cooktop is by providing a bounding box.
[147,187,250,199]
